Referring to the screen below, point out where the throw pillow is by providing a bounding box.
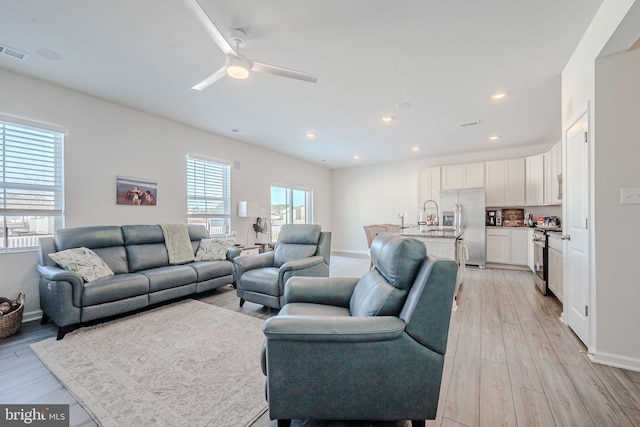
[49,247,114,282]
[195,238,229,261]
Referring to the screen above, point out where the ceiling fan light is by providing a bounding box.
[226,56,250,79]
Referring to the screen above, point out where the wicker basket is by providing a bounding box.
[0,293,25,339]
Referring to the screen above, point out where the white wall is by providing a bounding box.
[561,0,639,368]
[594,47,640,365]
[331,144,553,253]
[0,69,331,318]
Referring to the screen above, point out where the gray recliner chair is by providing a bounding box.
[261,233,458,427]
[234,224,331,310]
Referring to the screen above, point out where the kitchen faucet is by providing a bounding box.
[421,200,439,226]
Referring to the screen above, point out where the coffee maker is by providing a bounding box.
[486,210,497,226]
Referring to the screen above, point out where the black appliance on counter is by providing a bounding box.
[486,210,497,226]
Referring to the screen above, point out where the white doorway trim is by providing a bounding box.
[562,102,595,354]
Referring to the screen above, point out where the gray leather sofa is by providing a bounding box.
[261,233,458,426]
[37,224,240,339]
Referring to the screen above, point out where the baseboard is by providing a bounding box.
[331,249,368,256]
[22,309,43,323]
[589,350,640,373]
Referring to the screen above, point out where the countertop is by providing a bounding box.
[400,227,463,239]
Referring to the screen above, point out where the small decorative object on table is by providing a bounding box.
[0,292,25,339]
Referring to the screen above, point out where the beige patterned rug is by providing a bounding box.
[31,300,268,427]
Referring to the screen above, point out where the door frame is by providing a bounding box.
[561,101,595,353]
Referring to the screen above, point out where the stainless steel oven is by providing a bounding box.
[532,228,548,294]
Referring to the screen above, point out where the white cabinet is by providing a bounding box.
[525,154,545,206]
[485,158,525,207]
[441,164,464,190]
[465,162,486,188]
[510,228,529,266]
[527,228,535,272]
[419,238,456,260]
[486,228,528,266]
[441,162,485,190]
[486,228,510,264]
[544,141,562,205]
[547,235,563,302]
[419,167,441,206]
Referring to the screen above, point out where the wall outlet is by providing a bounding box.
[620,188,640,204]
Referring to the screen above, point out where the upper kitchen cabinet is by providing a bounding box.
[525,154,545,206]
[441,162,485,190]
[485,158,525,207]
[419,166,441,205]
[544,141,562,205]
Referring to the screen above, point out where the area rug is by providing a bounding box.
[30,300,268,427]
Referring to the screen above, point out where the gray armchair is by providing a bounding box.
[234,224,331,310]
[261,233,458,426]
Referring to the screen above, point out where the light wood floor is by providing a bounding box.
[2,265,640,427]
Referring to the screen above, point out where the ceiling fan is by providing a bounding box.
[184,0,319,90]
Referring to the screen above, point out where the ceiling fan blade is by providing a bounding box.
[251,61,318,83]
[192,66,227,91]
[184,0,236,56]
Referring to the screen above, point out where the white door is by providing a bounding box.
[564,111,590,345]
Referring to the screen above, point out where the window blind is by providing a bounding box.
[1,121,64,216]
[186,156,230,218]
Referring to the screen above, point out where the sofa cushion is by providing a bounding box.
[93,246,129,274]
[189,260,234,282]
[121,224,165,245]
[273,224,321,267]
[140,265,198,292]
[55,226,124,251]
[82,273,149,306]
[126,243,170,272]
[240,267,279,294]
[350,234,426,317]
[49,247,114,282]
[195,238,229,261]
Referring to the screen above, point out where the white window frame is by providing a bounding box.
[0,116,65,252]
[186,154,231,236]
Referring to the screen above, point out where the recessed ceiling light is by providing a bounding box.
[353,154,360,160]
[306,132,315,139]
[489,135,500,141]
[381,116,394,123]
[412,146,420,152]
[491,92,507,100]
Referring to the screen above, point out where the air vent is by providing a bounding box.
[0,44,30,62]
[459,120,481,128]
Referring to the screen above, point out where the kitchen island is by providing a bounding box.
[400,227,463,260]
[400,227,465,309]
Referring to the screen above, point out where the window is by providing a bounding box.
[186,155,231,236]
[270,186,312,241]
[0,118,64,252]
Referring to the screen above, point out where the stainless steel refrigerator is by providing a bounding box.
[440,188,486,267]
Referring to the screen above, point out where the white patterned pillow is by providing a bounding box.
[195,238,229,261]
[49,247,114,282]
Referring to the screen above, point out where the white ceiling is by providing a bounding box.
[0,0,603,168]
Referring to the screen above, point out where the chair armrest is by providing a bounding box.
[37,264,83,285]
[285,276,359,307]
[280,255,324,272]
[263,316,405,343]
[234,251,274,277]
[226,247,241,260]
[37,264,85,307]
